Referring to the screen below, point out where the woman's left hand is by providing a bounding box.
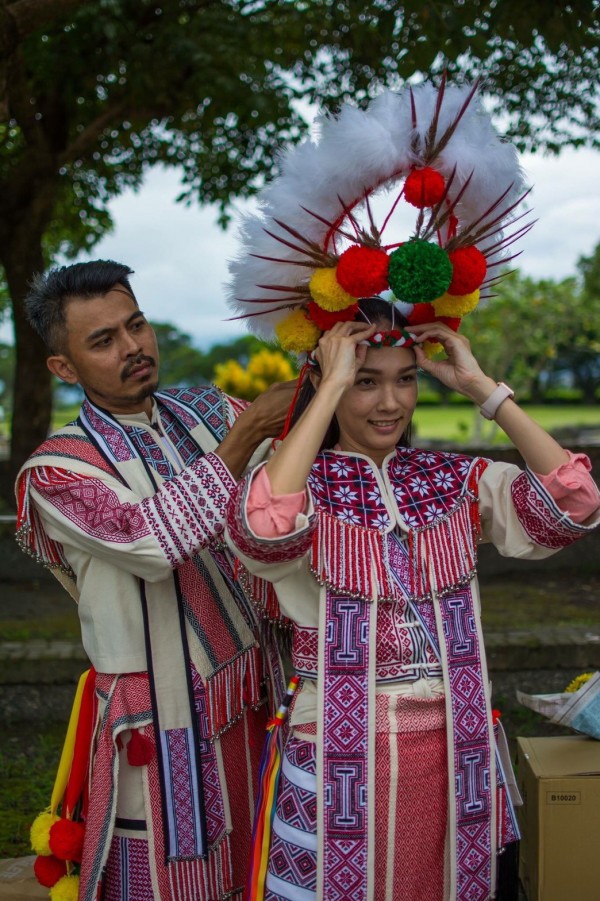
[409,323,496,404]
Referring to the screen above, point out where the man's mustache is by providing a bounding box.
[121,355,156,381]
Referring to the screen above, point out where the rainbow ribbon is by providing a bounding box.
[246,674,301,900]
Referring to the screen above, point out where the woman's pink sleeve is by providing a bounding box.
[247,466,309,537]
[535,451,600,523]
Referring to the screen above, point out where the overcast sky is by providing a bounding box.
[3,145,599,350]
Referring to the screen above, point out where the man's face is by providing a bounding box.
[47,287,160,415]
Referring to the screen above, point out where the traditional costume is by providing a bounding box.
[227,449,599,901]
[221,76,600,900]
[16,386,285,901]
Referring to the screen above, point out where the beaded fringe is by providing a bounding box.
[205,645,262,739]
[16,469,73,573]
[235,561,285,623]
[310,484,483,604]
[408,495,480,601]
[310,512,400,602]
[168,832,236,901]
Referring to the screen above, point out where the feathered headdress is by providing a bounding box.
[226,75,534,355]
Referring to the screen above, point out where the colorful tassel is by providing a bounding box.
[127,728,155,766]
[246,674,301,901]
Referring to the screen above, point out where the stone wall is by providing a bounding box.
[475,444,600,576]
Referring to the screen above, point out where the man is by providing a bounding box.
[16,260,292,901]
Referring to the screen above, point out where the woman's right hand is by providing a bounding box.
[314,321,376,391]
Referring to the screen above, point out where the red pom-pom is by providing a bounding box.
[438,316,461,332]
[335,246,389,297]
[34,854,68,888]
[404,167,446,208]
[448,247,487,295]
[48,819,85,863]
[127,728,155,766]
[492,709,502,724]
[407,303,437,325]
[306,300,359,331]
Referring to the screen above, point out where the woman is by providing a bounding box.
[226,297,599,901]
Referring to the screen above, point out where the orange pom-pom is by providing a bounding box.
[127,728,155,766]
[448,247,487,295]
[404,167,446,208]
[49,818,85,863]
[34,855,68,888]
[335,245,389,297]
[306,300,359,331]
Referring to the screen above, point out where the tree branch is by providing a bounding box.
[58,97,144,164]
[6,0,82,39]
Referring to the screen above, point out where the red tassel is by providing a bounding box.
[274,360,311,445]
[127,728,155,766]
[63,667,97,819]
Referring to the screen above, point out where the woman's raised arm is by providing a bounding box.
[410,322,570,476]
[265,321,375,494]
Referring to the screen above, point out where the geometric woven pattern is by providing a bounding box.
[266,737,318,900]
[439,587,493,901]
[104,835,154,901]
[511,469,590,549]
[322,594,372,901]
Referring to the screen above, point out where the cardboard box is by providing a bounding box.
[516,736,600,901]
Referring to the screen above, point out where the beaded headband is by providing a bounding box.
[226,74,533,356]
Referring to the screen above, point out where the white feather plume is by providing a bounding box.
[226,81,530,339]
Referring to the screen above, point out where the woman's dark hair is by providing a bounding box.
[289,296,413,450]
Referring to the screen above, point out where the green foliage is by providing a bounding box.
[0,341,14,423]
[459,268,600,402]
[1,0,598,471]
[0,724,65,858]
[1,0,598,259]
[151,322,208,388]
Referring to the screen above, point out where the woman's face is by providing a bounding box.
[334,344,418,465]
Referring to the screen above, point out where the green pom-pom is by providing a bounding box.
[387,240,452,304]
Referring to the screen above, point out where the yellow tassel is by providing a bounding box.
[49,874,80,901]
[51,669,90,814]
[30,812,61,856]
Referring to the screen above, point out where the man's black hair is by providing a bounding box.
[24,260,136,354]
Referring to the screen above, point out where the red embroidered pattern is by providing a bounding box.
[141,452,234,567]
[511,470,590,548]
[31,467,150,543]
[309,448,481,531]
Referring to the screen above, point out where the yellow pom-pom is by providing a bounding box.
[423,340,444,359]
[432,289,480,317]
[50,874,80,901]
[31,812,61,856]
[275,309,321,353]
[309,268,357,312]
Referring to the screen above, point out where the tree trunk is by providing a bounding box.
[2,230,53,497]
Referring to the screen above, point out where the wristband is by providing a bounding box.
[479,382,515,420]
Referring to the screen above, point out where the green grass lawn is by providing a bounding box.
[46,402,600,445]
[413,404,599,445]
